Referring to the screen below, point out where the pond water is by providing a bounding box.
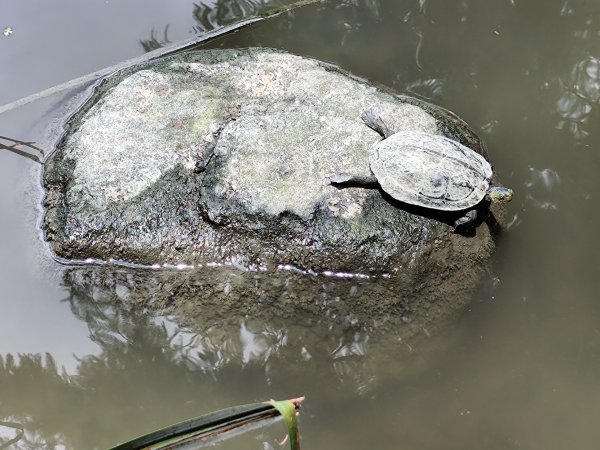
[2,0,600,448]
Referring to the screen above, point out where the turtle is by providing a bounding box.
[329,107,513,230]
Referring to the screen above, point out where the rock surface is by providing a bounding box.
[44,48,501,280]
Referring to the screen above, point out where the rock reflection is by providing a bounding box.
[58,264,466,391]
[60,266,393,380]
[6,263,435,448]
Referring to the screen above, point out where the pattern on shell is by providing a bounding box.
[370,131,493,211]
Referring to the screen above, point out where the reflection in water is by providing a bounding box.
[139,0,319,53]
[572,56,600,102]
[404,77,445,100]
[191,0,320,34]
[60,265,416,384]
[557,56,600,139]
[0,354,70,449]
[192,0,266,32]
[139,26,171,53]
[0,308,292,448]
[3,264,409,449]
[0,349,288,450]
[552,0,600,139]
[8,0,600,448]
[524,167,561,210]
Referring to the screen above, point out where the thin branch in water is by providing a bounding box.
[0,18,263,116]
[0,135,45,164]
[0,1,321,116]
[0,420,25,449]
[0,135,44,154]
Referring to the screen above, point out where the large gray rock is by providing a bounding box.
[43,48,500,279]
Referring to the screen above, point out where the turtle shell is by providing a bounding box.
[369,131,493,211]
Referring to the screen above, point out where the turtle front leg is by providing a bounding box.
[453,209,477,231]
[329,172,380,188]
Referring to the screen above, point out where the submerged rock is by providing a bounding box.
[44,48,501,281]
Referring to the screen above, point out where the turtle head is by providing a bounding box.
[486,186,513,203]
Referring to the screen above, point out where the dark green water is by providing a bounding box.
[2,0,600,448]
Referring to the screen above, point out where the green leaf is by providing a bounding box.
[269,398,303,450]
[110,402,277,450]
[109,397,304,450]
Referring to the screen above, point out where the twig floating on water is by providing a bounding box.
[0,135,45,164]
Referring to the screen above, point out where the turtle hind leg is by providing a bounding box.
[453,209,478,232]
[361,107,393,138]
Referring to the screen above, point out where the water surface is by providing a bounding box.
[2,0,600,448]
